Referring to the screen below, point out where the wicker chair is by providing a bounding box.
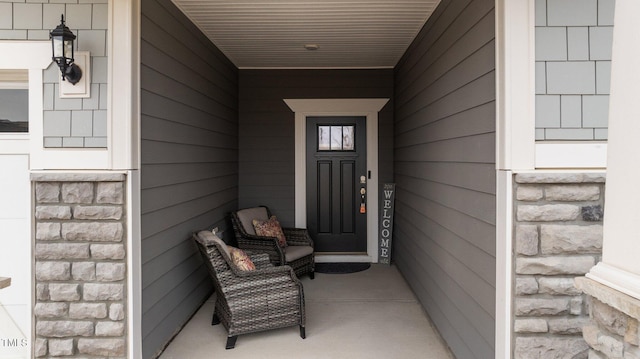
[231,206,315,279]
[193,230,306,349]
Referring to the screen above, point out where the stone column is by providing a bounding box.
[32,173,127,358]
[577,0,640,358]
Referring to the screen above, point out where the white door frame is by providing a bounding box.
[284,98,389,263]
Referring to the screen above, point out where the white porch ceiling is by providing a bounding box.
[171,0,441,69]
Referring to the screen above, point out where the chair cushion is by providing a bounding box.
[196,230,230,258]
[284,245,314,262]
[253,216,287,248]
[228,246,256,271]
[236,207,269,235]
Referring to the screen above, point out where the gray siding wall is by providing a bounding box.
[393,0,496,358]
[238,69,393,226]
[140,0,238,357]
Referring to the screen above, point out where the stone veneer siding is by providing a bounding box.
[576,277,640,359]
[32,172,127,358]
[513,172,605,358]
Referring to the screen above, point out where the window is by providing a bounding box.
[318,125,354,151]
[0,70,28,133]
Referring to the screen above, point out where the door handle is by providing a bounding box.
[360,188,366,213]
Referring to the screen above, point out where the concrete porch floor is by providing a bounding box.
[158,264,454,359]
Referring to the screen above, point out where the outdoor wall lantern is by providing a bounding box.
[50,15,82,85]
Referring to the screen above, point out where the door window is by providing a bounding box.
[318,125,355,151]
[0,70,28,133]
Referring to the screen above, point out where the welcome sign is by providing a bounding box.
[379,183,396,264]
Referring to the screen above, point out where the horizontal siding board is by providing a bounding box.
[141,91,237,135]
[141,0,236,82]
[239,69,393,89]
[142,116,237,149]
[395,101,495,147]
[141,162,238,189]
[394,132,496,164]
[141,1,238,357]
[393,0,495,357]
[141,66,237,121]
[394,161,495,195]
[141,175,238,214]
[396,71,496,133]
[141,189,237,238]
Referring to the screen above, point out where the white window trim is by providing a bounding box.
[535,142,607,168]
[284,98,388,263]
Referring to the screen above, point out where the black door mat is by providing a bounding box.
[314,262,371,274]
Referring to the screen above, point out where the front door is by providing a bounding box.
[306,116,367,253]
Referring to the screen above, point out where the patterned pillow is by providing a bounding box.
[252,216,287,248]
[228,247,255,271]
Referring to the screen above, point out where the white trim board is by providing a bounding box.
[535,142,607,169]
[284,98,389,263]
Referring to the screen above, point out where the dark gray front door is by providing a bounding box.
[306,116,367,253]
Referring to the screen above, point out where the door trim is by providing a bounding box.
[284,98,389,263]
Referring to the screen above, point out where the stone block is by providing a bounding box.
[515,318,548,333]
[516,277,539,295]
[517,186,544,201]
[589,349,607,359]
[109,303,125,321]
[516,225,539,256]
[96,182,124,204]
[62,222,123,242]
[62,182,94,204]
[517,204,580,222]
[48,338,74,356]
[36,222,62,241]
[626,318,639,346]
[36,261,71,281]
[35,205,72,220]
[35,243,90,260]
[72,262,96,281]
[48,283,81,301]
[36,320,94,337]
[582,205,604,221]
[515,297,571,316]
[592,298,629,337]
[73,205,122,220]
[77,338,125,356]
[95,321,125,336]
[571,296,584,315]
[536,27,567,61]
[96,263,126,282]
[625,345,640,359]
[549,318,591,334]
[34,303,68,319]
[91,244,126,260]
[516,256,595,275]
[546,62,596,95]
[538,277,582,295]
[37,284,49,301]
[84,283,124,301]
[69,303,107,319]
[36,183,60,203]
[34,338,47,357]
[545,185,600,201]
[515,173,606,184]
[540,225,603,254]
[536,95,561,127]
[514,337,590,359]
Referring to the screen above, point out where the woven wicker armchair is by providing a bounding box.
[231,206,315,279]
[193,230,306,349]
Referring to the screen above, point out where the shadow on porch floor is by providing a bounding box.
[158,264,454,359]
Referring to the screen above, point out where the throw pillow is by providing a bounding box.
[252,216,287,248]
[228,247,256,271]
